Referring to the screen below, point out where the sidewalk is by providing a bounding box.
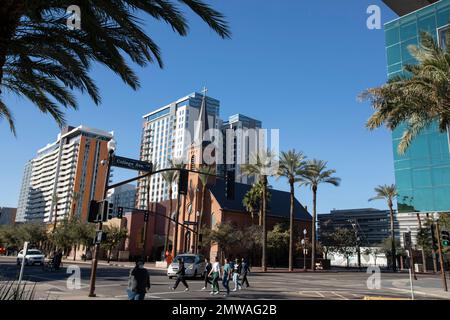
[61,258,163,270]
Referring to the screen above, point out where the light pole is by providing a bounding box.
[88,138,116,298]
[303,229,307,272]
[433,215,448,292]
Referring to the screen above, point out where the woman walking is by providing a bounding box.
[209,256,221,295]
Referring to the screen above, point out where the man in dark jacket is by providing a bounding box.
[202,257,212,290]
[127,259,151,300]
[241,258,251,288]
[171,258,189,291]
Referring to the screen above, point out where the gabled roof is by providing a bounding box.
[209,179,312,221]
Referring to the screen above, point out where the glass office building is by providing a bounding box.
[384,0,450,213]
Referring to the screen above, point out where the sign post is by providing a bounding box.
[17,241,29,295]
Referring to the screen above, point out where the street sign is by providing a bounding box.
[111,156,153,173]
[184,221,198,226]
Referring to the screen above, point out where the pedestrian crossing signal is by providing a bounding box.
[117,207,124,219]
[88,200,100,223]
[442,230,450,247]
[178,169,189,195]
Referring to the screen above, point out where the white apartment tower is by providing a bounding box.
[137,92,220,207]
[19,126,114,223]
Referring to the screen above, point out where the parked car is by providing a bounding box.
[167,254,205,279]
[17,249,45,266]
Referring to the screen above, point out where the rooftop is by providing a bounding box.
[382,0,439,17]
[209,179,312,221]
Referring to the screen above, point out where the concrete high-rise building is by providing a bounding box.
[107,184,137,211]
[220,114,263,185]
[318,208,399,247]
[137,92,220,207]
[0,207,17,226]
[383,1,450,220]
[16,160,33,223]
[19,125,113,223]
[137,92,265,208]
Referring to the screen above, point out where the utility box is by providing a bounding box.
[414,263,423,273]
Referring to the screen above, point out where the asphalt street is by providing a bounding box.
[1,256,449,300]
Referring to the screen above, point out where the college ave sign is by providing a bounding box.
[111,156,153,173]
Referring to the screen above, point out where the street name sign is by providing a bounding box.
[112,156,153,173]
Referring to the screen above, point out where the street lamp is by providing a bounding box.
[88,138,116,298]
[303,229,307,272]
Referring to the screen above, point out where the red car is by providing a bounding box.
[0,247,6,255]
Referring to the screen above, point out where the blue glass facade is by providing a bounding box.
[385,0,450,213]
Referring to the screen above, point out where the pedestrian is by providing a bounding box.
[241,258,251,288]
[172,258,189,291]
[232,258,242,291]
[53,249,63,270]
[222,258,232,297]
[202,257,212,291]
[127,259,151,301]
[209,256,221,295]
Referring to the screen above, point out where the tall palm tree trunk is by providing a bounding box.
[311,186,317,271]
[389,203,397,272]
[197,185,207,253]
[288,181,295,272]
[262,176,268,272]
[163,188,173,259]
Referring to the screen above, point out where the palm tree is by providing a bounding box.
[277,150,307,272]
[242,150,277,272]
[243,184,260,224]
[301,159,341,271]
[361,31,450,154]
[369,184,398,272]
[197,165,215,251]
[243,181,272,226]
[51,194,60,233]
[0,1,230,134]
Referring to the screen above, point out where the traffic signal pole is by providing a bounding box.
[435,222,448,292]
[88,149,113,298]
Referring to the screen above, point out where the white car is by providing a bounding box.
[167,254,206,279]
[17,249,45,266]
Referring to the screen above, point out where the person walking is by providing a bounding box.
[172,258,189,291]
[232,258,242,291]
[202,257,212,291]
[209,256,221,295]
[241,258,251,288]
[127,259,151,300]
[222,258,232,297]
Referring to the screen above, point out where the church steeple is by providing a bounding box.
[194,87,209,147]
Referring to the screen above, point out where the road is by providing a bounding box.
[1,256,449,300]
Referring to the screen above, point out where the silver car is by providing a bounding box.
[167,254,206,279]
[17,249,45,266]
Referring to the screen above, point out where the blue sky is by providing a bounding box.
[0,0,398,214]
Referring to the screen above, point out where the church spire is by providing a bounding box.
[194,87,209,146]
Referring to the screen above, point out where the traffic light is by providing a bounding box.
[225,171,235,200]
[144,211,149,222]
[100,200,114,222]
[403,232,412,249]
[442,230,450,247]
[88,200,100,223]
[178,169,189,195]
[431,224,438,251]
[117,207,124,219]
